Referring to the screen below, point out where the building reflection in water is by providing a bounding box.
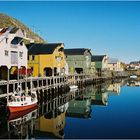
[107,82,121,95]
[66,83,110,119]
[66,80,123,120]
[0,80,125,139]
[35,102,69,139]
[89,84,109,106]
[66,93,91,118]
[127,78,140,87]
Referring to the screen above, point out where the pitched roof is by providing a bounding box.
[27,43,63,55]
[91,55,106,62]
[9,27,19,34]
[108,58,119,64]
[64,48,91,55]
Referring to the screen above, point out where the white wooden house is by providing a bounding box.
[108,58,123,71]
[0,27,27,80]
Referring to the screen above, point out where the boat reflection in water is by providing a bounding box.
[7,106,38,139]
[8,106,38,125]
[127,78,140,87]
[35,102,69,139]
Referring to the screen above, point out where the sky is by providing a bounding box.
[0,1,140,63]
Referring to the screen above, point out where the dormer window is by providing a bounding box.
[11,37,22,46]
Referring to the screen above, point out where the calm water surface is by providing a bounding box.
[0,79,140,139]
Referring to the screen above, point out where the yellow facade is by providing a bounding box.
[36,112,65,138]
[28,44,65,77]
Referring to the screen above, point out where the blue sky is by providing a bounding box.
[0,1,140,63]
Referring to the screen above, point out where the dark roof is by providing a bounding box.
[64,48,91,55]
[9,27,19,34]
[108,58,119,64]
[91,100,106,106]
[27,43,63,55]
[66,112,91,118]
[91,55,106,62]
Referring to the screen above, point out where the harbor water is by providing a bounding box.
[0,78,140,139]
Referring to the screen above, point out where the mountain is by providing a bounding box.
[0,13,46,43]
[130,61,140,64]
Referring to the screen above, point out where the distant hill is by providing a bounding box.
[0,13,46,43]
[130,61,140,64]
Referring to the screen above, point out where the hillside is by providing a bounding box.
[130,61,140,64]
[0,13,46,43]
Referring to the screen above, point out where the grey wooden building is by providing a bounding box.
[64,48,92,74]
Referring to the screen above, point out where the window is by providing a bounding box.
[19,52,23,58]
[31,67,34,72]
[32,55,35,60]
[11,51,18,64]
[6,38,8,44]
[5,50,8,56]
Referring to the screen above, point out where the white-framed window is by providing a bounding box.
[11,51,18,64]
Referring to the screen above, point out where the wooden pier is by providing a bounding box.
[0,74,126,99]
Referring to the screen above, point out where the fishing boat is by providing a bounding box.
[8,105,38,122]
[69,85,78,91]
[7,87,38,113]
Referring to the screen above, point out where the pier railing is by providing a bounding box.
[0,76,68,98]
[0,73,126,98]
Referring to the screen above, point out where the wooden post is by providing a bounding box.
[25,66,28,94]
[7,68,9,105]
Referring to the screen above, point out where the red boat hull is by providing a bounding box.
[8,103,37,113]
[8,105,38,120]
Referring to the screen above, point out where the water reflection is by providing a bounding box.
[1,79,139,139]
[66,94,91,118]
[0,107,38,139]
[35,103,68,139]
[127,78,140,87]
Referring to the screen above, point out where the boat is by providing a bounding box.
[130,75,137,79]
[7,86,38,113]
[69,85,78,91]
[8,105,38,121]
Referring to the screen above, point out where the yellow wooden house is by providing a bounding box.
[27,43,66,77]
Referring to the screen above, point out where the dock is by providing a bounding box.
[0,74,127,99]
